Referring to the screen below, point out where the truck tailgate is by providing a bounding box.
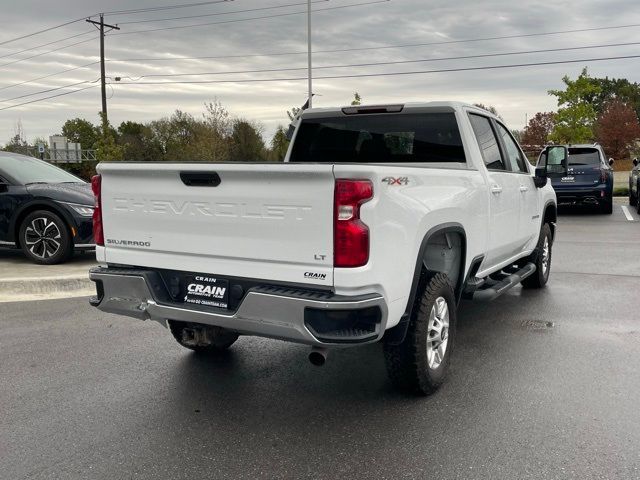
[98,163,335,286]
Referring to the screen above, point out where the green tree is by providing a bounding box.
[229,119,266,161]
[202,100,232,161]
[269,126,289,161]
[61,118,99,150]
[586,77,640,118]
[149,110,200,161]
[3,121,28,154]
[117,121,160,161]
[548,68,601,143]
[95,112,124,161]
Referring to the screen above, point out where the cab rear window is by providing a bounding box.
[289,113,466,163]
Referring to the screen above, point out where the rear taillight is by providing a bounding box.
[600,169,607,183]
[91,174,104,246]
[334,179,373,268]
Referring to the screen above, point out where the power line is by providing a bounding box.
[117,0,328,25]
[0,79,100,104]
[102,0,235,16]
[109,22,640,63]
[0,0,240,48]
[0,62,99,92]
[0,18,87,47]
[0,84,98,111]
[0,30,95,60]
[0,37,96,69]
[110,0,390,36]
[110,41,640,79]
[108,53,640,85]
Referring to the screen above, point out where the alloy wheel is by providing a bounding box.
[24,217,62,259]
[426,296,450,369]
[541,236,550,276]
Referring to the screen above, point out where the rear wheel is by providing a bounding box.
[19,210,72,265]
[521,223,552,289]
[630,183,637,206]
[384,272,456,395]
[169,321,239,353]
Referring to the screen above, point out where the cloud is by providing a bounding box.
[1,0,639,145]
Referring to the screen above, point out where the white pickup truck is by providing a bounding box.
[89,102,558,395]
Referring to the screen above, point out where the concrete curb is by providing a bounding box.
[0,275,94,303]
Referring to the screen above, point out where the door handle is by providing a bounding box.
[490,185,503,194]
[519,185,529,192]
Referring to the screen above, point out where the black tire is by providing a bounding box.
[384,272,457,396]
[630,184,637,207]
[521,223,552,289]
[169,321,238,353]
[600,197,613,214]
[18,210,72,265]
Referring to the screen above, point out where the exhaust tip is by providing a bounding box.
[308,348,327,367]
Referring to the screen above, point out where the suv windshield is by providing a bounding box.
[0,154,83,185]
[289,112,466,163]
[568,148,600,166]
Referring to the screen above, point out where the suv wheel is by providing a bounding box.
[384,272,456,395]
[630,182,638,206]
[19,210,72,265]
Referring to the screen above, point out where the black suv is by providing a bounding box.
[538,143,614,214]
[0,152,95,264]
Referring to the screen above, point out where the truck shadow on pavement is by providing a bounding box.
[151,288,547,438]
[123,287,564,476]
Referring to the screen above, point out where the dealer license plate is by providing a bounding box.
[184,275,229,309]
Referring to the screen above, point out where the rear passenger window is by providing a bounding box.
[468,114,505,170]
[496,123,529,173]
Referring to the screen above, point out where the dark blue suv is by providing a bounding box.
[538,144,614,214]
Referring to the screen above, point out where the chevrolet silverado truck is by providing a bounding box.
[89,102,558,395]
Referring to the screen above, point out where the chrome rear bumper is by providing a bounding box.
[89,267,387,347]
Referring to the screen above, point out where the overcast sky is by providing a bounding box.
[1,0,639,146]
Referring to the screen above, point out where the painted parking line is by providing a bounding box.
[621,205,635,221]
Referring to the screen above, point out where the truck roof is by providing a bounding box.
[301,101,499,119]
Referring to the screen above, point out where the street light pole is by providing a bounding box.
[307,0,313,108]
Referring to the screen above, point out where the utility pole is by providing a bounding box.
[307,0,313,108]
[86,15,119,124]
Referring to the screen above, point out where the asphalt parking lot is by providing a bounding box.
[1,200,639,479]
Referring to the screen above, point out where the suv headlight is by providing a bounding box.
[62,202,95,217]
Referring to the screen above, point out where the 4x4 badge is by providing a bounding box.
[382,177,409,185]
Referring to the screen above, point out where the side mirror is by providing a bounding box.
[608,158,614,166]
[540,145,569,180]
[633,158,638,167]
[0,181,8,193]
[534,166,547,188]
